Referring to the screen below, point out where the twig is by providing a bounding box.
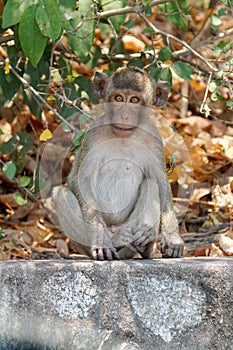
[173,197,216,206]
[97,0,175,19]
[225,78,233,99]
[180,80,189,118]
[200,71,213,114]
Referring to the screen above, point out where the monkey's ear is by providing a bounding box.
[93,72,109,99]
[153,81,170,107]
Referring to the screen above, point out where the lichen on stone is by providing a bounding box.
[41,270,97,319]
[127,275,206,342]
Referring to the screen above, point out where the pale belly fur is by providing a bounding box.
[93,158,143,225]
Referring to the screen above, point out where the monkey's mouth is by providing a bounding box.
[112,124,136,132]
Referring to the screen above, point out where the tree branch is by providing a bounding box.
[97,0,175,19]
[0,35,14,44]
[139,12,218,73]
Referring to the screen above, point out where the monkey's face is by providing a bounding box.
[106,90,144,137]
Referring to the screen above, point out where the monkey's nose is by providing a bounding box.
[121,114,128,120]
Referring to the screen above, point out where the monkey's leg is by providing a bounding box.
[52,186,92,256]
[159,188,184,258]
[52,186,119,260]
[160,206,184,258]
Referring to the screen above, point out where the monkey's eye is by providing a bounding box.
[115,95,123,102]
[130,96,140,104]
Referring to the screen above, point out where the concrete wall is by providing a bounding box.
[0,258,232,350]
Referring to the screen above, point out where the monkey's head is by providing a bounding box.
[93,66,169,137]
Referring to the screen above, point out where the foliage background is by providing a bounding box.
[0,0,232,259]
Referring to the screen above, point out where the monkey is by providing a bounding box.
[52,66,184,260]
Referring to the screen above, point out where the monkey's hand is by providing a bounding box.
[131,224,155,252]
[160,231,184,258]
[91,226,119,261]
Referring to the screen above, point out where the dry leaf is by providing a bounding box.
[176,116,211,135]
[208,243,224,257]
[219,235,233,256]
[122,35,145,52]
[0,119,12,143]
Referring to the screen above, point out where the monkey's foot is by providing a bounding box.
[91,245,119,261]
[160,234,184,258]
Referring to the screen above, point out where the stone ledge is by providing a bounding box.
[0,258,233,350]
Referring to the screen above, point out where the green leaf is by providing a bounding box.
[214,40,232,54]
[75,75,93,100]
[172,62,195,80]
[221,0,231,7]
[36,0,62,41]
[124,20,134,29]
[72,130,85,153]
[0,229,5,238]
[0,129,3,136]
[2,0,34,28]
[158,67,172,88]
[19,176,31,187]
[218,8,227,16]
[143,28,153,33]
[56,82,80,119]
[13,193,27,206]
[211,14,222,30]
[102,1,127,30]
[33,164,45,195]
[159,0,189,30]
[86,45,103,72]
[215,78,222,86]
[3,161,16,180]
[73,130,85,146]
[58,0,76,12]
[211,91,224,102]
[0,136,17,155]
[203,103,211,118]
[23,60,49,118]
[145,5,152,16]
[65,0,95,61]
[18,131,34,152]
[228,57,233,66]
[148,64,159,80]
[19,4,48,67]
[0,69,20,101]
[158,47,172,62]
[227,101,233,107]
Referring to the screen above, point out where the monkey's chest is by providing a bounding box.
[93,158,143,225]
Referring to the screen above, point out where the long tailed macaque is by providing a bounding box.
[52,66,184,260]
